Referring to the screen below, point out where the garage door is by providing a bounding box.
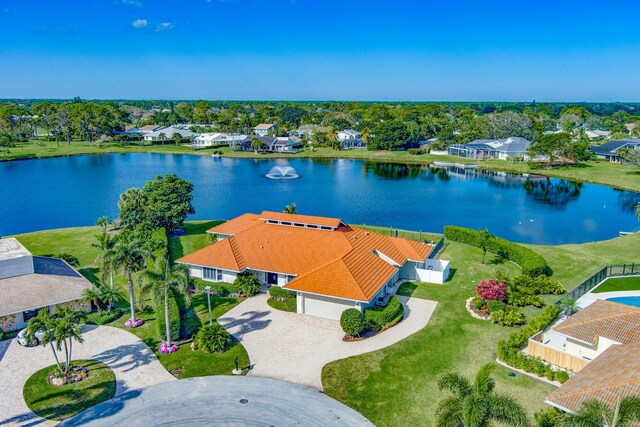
[302,294,357,320]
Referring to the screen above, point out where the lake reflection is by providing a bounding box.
[0,154,636,244]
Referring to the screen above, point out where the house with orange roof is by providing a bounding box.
[176,212,449,319]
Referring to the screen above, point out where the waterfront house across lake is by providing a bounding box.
[448,137,532,160]
[254,123,278,136]
[0,238,91,332]
[589,138,640,162]
[177,212,449,319]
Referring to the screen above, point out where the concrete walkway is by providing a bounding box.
[218,293,437,389]
[0,325,175,427]
[60,376,374,427]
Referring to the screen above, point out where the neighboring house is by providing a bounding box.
[448,137,532,160]
[625,123,637,133]
[192,133,246,148]
[254,124,278,136]
[177,212,449,320]
[143,126,195,142]
[589,139,640,162]
[337,129,361,141]
[341,137,366,150]
[0,238,92,332]
[291,124,330,138]
[528,300,640,372]
[236,136,301,152]
[584,129,611,140]
[545,341,640,413]
[271,136,302,152]
[120,124,163,137]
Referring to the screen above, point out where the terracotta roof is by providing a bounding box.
[259,211,344,228]
[552,300,640,345]
[177,214,434,301]
[208,213,261,236]
[546,342,640,413]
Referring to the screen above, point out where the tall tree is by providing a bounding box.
[528,133,572,167]
[112,239,150,326]
[140,257,190,348]
[435,363,528,427]
[477,229,494,264]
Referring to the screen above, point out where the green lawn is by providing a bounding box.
[23,359,116,421]
[4,140,640,192]
[267,297,296,312]
[592,275,640,293]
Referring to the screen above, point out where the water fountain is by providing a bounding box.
[265,165,300,179]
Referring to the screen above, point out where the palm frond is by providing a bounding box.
[438,372,473,398]
[435,396,464,427]
[484,393,528,427]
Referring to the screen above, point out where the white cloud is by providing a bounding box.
[121,0,143,7]
[155,22,174,32]
[131,19,148,29]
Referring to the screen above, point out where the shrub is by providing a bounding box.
[476,279,506,302]
[156,294,180,341]
[507,289,544,307]
[486,300,507,314]
[470,296,484,311]
[444,226,549,277]
[85,309,123,325]
[340,309,365,336]
[268,286,296,299]
[56,252,80,267]
[490,306,525,326]
[554,370,570,383]
[192,323,232,353]
[364,296,404,331]
[532,275,564,295]
[234,272,261,297]
[497,305,562,381]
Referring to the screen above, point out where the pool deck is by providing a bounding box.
[577,290,640,308]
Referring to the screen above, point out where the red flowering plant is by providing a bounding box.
[475,279,506,302]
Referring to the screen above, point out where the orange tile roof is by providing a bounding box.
[552,300,640,345]
[546,342,640,413]
[177,214,435,301]
[259,211,344,228]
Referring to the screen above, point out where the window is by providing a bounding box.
[23,309,40,322]
[294,223,305,227]
[203,267,223,281]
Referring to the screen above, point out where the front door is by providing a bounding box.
[267,272,278,285]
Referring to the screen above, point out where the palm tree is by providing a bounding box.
[559,396,640,427]
[283,203,297,214]
[26,309,63,373]
[82,285,103,311]
[93,229,117,291]
[435,363,528,427]
[112,239,150,326]
[559,296,580,316]
[250,137,263,154]
[140,257,190,348]
[99,285,122,312]
[96,216,110,233]
[327,127,338,150]
[477,229,494,264]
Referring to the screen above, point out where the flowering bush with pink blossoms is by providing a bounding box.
[158,342,179,354]
[475,279,506,302]
[124,318,144,328]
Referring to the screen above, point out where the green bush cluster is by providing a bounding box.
[497,305,569,383]
[486,300,506,313]
[268,286,297,299]
[470,296,483,311]
[85,309,122,325]
[156,293,181,341]
[340,309,365,336]
[364,296,404,331]
[444,226,549,277]
[234,272,261,297]
[507,290,543,307]
[490,306,525,326]
[506,275,564,307]
[191,323,231,353]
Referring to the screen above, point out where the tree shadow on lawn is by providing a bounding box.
[50,389,143,427]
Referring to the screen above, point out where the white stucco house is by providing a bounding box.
[177,212,449,320]
[254,124,278,136]
[337,129,361,142]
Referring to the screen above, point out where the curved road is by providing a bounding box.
[61,376,374,426]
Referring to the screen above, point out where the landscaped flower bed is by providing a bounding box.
[190,288,246,298]
[124,318,144,328]
[158,341,179,354]
[49,366,89,386]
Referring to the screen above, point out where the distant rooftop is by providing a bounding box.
[0,238,31,261]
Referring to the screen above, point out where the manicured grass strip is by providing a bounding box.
[592,275,640,293]
[23,359,116,421]
[267,297,297,312]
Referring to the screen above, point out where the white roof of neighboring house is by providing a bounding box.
[0,238,31,261]
[585,129,611,138]
[146,127,194,138]
[339,129,361,137]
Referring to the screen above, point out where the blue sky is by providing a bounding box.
[1,0,639,101]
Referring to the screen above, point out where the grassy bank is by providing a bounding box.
[3,141,640,192]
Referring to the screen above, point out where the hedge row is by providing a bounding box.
[268,286,297,299]
[496,305,570,383]
[364,296,404,331]
[444,226,549,277]
[156,292,181,341]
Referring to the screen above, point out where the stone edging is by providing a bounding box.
[465,297,490,320]
[495,358,561,387]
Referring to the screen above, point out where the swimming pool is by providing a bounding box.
[607,296,640,308]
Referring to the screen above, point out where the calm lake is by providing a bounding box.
[1,153,638,244]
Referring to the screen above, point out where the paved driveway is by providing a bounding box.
[218,294,437,389]
[0,325,175,427]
